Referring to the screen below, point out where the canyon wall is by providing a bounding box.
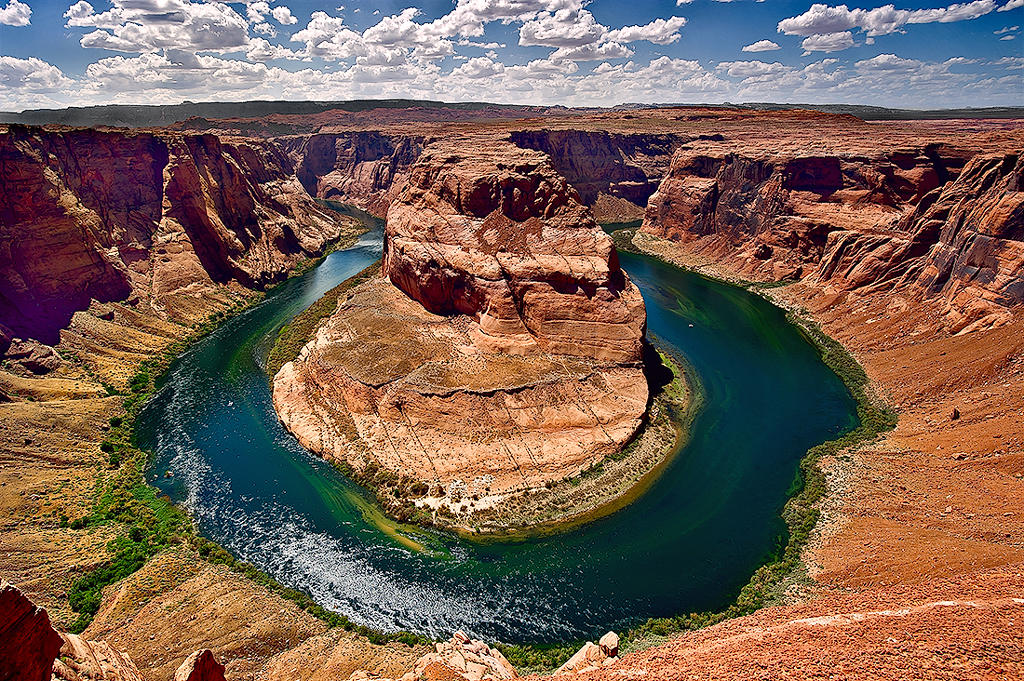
[510,129,682,221]
[639,144,1022,330]
[273,140,649,517]
[276,132,428,216]
[0,125,357,350]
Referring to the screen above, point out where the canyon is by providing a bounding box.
[1,106,1022,680]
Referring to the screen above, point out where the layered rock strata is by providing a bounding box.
[279,132,427,216]
[639,145,1023,331]
[273,140,648,515]
[0,125,358,349]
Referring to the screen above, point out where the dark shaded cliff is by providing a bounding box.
[276,132,427,216]
[510,129,682,218]
[0,126,354,347]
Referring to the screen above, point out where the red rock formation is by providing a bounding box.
[0,125,355,347]
[508,130,682,214]
[279,132,427,216]
[639,147,970,282]
[173,650,225,681]
[798,152,1024,331]
[273,140,648,515]
[638,143,1024,329]
[0,581,64,681]
[384,141,645,362]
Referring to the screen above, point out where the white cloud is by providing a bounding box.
[856,52,923,70]
[519,9,605,48]
[994,24,1019,32]
[742,39,781,52]
[68,0,250,54]
[801,31,857,53]
[0,55,70,90]
[270,6,297,26]
[606,17,687,45]
[999,0,1024,10]
[451,56,505,79]
[519,7,685,61]
[0,0,31,26]
[779,2,998,38]
[718,60,791,80]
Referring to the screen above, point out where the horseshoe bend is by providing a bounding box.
[270,140,676,532]
[1,102,1023,680]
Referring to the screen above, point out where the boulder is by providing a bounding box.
[52,634,144,681]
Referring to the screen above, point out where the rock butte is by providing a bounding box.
[272,140,649,510]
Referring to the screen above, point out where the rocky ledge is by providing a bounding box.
[272,140,658,529]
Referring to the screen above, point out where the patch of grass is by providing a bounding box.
[266,260,381,378]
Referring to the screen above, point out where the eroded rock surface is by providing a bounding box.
[52,634,145,681]
[640,144,1023,331]
[273,140,648,516]
[0,126,358,347]
[0,581,64,681]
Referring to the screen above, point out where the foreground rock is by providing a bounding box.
[553,632,620,676]
[0,581,64,681]
[173,650,226,681]
[52,634,145,681]
[347,632,517,681]
[273,140,648,522]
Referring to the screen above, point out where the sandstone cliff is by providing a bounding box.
[509,129,682,220]
[0,125,358,351]
[639,143,1022,330]
[808,152,1023,332]
[273,140,648,521]
[277,132,427,216]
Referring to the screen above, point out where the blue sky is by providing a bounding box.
[0,0,1021,110]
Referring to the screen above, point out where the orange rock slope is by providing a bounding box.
[272,140,648,515]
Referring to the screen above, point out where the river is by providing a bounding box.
[137,208,857,643]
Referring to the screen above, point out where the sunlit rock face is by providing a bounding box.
[383,140,646,363]
[273,140,649,506]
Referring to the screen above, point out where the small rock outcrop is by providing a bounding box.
[172,650,226,681]
[0,581,64,681]
[348,632,517,681]
[273,140,648,519]
[553,632,620,676]
[51,634,145,681]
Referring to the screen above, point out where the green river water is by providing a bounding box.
[137,208,858,643]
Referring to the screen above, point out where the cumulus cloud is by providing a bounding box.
[67,0,250,53]
[742,39,781,52]
[0,55,70,89]
[0,0,31,26]
[606,17,688,45]
[999,0,1024,10]
[779,1,998,38]
[520,7,686,61]
[271,6,297,25]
